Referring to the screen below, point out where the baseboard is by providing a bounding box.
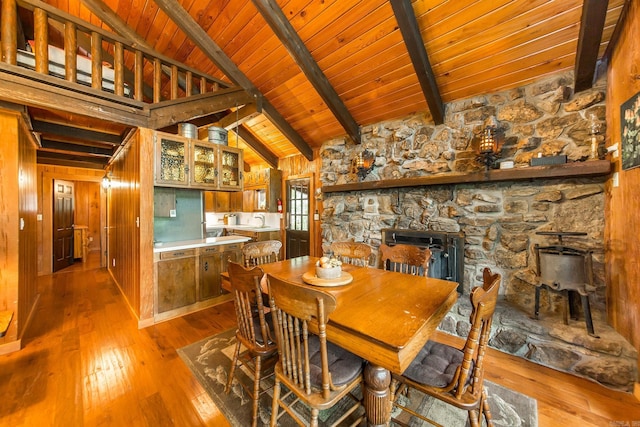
[0,338,22,355]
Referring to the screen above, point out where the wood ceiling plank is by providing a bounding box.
[236,124,278,168]
[32,120,122,144]
[251,0,360,143]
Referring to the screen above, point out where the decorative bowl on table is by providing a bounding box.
[315,257,342,280]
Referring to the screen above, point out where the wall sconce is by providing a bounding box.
[102,171,112,189]
[475,126,502,169]
[353,149,374,180]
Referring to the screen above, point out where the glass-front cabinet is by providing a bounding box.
[191,141,218,187]
[156,136,189,186]
[217,146,243,191]
[154,131,242,190]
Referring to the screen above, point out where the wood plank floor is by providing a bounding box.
[0,252,638,426]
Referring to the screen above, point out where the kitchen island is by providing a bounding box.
[153,235,251,322]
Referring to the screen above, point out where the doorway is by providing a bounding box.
[285,178,310,259]
[53,179,74,272]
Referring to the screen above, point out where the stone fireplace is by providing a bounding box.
[318,72,637,391]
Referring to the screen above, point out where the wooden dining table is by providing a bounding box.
[257,256,459,426]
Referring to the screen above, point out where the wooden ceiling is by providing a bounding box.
[15,0,629,169]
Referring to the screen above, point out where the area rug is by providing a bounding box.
[178,329,538,426]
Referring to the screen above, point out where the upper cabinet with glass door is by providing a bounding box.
[217,146,243,191]
[154,131,243,190]
[155,133,189,187]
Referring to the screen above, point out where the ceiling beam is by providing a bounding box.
[574,0,609,93]
[32,120,122,145]
[219,104,261,130]
[251,0,361,144]
[236,125,279,169]
[152,0,314,161]
[146,87,254,129]
[390,0,444,125]
[40,139,115,155]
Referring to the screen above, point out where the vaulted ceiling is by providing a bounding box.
[9,0,630,169]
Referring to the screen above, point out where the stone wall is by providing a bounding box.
[318,72,637,391]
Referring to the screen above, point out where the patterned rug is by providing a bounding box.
[178,328,538,426]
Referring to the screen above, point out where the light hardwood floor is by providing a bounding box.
[0,252,638,426]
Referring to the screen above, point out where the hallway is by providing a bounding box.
[0,252,638,426]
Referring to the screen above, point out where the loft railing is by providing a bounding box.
[0,0,230,104]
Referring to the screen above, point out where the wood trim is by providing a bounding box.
[322,160,612,193]
[390,0,444,125]
[236,125,278,169]
[574,0,609,92]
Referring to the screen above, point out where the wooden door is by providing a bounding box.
[285,178,310,259]
[53,179,74,272]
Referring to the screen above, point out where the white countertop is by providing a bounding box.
[153,235,251,253]
[206,224,280,232]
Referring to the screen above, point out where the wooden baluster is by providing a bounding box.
[91,32,102,90]
[212,81,219,92]
[134,50,143,101]
[200,76,207,94]
[153,58,162,103]
[171,64,178,99]
[34,8,49,74]
[114,41,124,96]
[1,0,18,64]
[64,22,77,82]
[185,71,192,96]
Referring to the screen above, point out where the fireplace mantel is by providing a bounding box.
[322,160,612,194]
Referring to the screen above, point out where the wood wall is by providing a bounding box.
[278,152,323,257]
[107,128,155,325]
[36,165,104,275]
[606,0,640,391]
[74,181,102,252]
[0,107,38,353]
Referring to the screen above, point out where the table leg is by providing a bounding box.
[363,362,392,426]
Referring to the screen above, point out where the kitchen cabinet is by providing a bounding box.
[198,243,242,300]
[243,168,281,212]
[203,191,243,212]
[154,130,243,191]
[156,249,197,313]
[154,242,244,317]
[226,228,281,242]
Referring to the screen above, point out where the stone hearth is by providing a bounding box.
[318,72,637,391]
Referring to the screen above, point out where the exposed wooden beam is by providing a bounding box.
[38,146,111,159]
[32,120,122,145]
[152,0,313,161]
[219,104,261,130]
[39,139,115,155]
[251,0,360,144]
[574,0,609,93]
[146,87,254,129]
[235,124,279,169]
[36,153,106,169]
[390,0,444,125]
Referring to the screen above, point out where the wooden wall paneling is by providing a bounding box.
[37,165,103,276]
[138,128,156,325]
[278,152,322,257]
[0,108,38,353]
[74,181,102,252]
[606,0,640,391]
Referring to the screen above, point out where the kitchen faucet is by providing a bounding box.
[254,214,265,227]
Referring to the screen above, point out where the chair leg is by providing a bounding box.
[270,379,281,427]
[310,408,320,427]
[481,387,494,427]
[225,340,242,393]
[468,409,480,427]
[251,355,262,427]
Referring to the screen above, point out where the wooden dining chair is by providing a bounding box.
[242,240,282,267]
[225,261,279,427]
[266,274,365,427]
[379,243,431,276]
[390,268,502,427]
[330,241,372,267]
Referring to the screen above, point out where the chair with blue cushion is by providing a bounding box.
[390,267,502,427]
[225,261,279,427]
[266,273,365,427]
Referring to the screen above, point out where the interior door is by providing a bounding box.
[285,178,310,259]
[53,179,75,272]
